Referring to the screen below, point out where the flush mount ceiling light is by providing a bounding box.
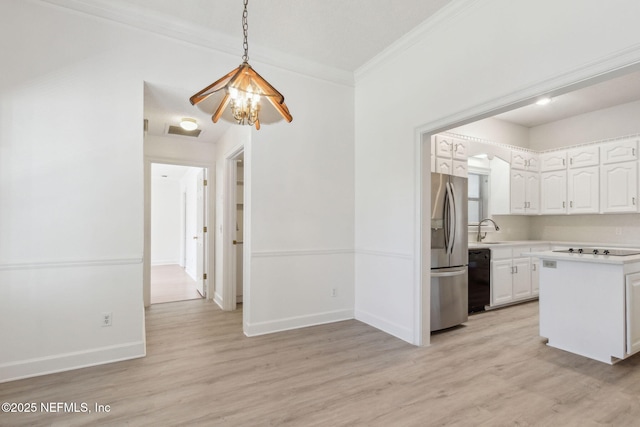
[189,0,292,130]
[179,117,198,131]
[535,97,552,106]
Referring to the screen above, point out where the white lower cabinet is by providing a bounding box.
[626,272,640,355]
[490,246,543,307]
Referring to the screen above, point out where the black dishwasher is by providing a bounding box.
[468,248,491,313]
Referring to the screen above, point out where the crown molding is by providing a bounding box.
[354,0,478,82]
[37,0,355,87]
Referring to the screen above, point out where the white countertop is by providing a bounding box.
[529,250,640,265]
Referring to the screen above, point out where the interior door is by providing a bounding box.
[195,169,205,296]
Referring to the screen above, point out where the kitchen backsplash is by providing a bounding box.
[529,214,640,245]
[468,215,531,243]
[469,214,640,246]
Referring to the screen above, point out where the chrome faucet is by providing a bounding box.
[477,218,500,242]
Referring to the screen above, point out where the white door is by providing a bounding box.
[626,272,640,355]
[525,172,540,213]
[195,169,205,296]
[568,166,599,214]
[512,257,531,300]
[540,171,567,214]
[601,162,638,213]
[491,259,514,306]
[510,170,526,214]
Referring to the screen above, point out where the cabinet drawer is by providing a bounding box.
[490,247,513,260]
[601,138,638,164]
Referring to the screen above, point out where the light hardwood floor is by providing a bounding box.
[150,264,202,304]
[3,300,640,426]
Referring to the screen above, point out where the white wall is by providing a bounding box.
[530,100,640,151]
[1,0,355,382]
[354,0,640,344]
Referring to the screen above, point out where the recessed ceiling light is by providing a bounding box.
[180,118,198,131]
[536,97,552,106]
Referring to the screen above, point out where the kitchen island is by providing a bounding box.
[531,248,640,364]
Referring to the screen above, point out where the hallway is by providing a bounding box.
[150,265,202,304]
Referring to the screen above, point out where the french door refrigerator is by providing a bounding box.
[430,172,468,331]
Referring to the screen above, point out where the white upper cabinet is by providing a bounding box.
[601,138,638,164]
[452,138,468,160]
[568,146,599,168]
[510,170,539,214]
[435,135,455,157]
[601,161,638,213]
[433,135,467,177]
[452,159,468,178]
[567,166,599,214]
[540,170,567,214]
[511,151,538,171]
[540,151,567,172]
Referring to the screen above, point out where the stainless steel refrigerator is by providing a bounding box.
[430,172,468,332]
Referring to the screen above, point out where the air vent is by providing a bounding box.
[167,125,201,138]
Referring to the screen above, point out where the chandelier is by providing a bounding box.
[189,0,292,130]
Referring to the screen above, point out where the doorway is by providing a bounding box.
[150,163,208,304]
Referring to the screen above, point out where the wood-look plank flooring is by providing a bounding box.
[3,300,640,426]
[150,264,202,304]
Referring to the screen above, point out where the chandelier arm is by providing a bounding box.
[189,67,240,105]
[212,93,232,123]
[254,118,260,130]
[246,67,285,100]
[263,94,293,123]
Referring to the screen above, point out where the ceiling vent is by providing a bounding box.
[167,125,202,138]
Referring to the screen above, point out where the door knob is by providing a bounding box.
[193,236,198,240]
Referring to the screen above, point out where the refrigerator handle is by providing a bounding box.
[431,268,467,278]
[448,181,457,255]
[443,182,450,253]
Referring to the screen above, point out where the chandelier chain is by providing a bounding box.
[242,0,249,63]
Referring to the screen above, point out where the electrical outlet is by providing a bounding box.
[331,288,337,297]
[102,312,112,327]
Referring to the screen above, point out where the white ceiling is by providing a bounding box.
[495,70,640,128]
[66,0,640,142]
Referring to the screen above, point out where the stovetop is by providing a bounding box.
[552,247,640,256]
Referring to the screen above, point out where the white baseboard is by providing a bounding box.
[150,260,180,266]
[0,341,145,384]
[244,309,354,337]
[355,309,414,344]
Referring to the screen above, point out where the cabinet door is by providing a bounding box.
[435,135,455,158]
[540,151,567,172]
[512,257,531,300]
[527,154,540,171]
[601,162,638,213]
[491,259,513,306]
[510,170,526,214]
[540,171,567,214]
[452,159,468,178]
[511,152,527,170]
[568,166,599,214]
[601,138,638,164]
[435,157,453,175]
[626,272,640,355]
[525,172,540,213]
[452,138,468,160]
[568,146,599,168]
[531,258,540,296]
